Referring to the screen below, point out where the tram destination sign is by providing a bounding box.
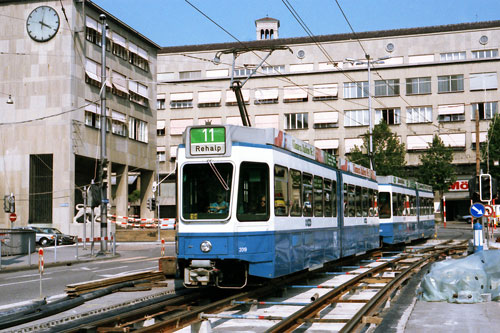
[190,127,226,155]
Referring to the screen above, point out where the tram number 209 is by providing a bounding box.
[238,247,248,253]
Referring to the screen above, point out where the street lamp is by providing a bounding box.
[345,55,389,170]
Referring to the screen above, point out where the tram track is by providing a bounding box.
[6,240,467,332]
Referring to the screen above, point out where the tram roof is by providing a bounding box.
[377,175,433,192]
[183,125,376,180]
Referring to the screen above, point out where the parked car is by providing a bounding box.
[457,214,473,222]
[38,227,76,245]
[13,226,55,247]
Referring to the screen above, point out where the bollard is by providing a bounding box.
[161,238,165,257]
[28,239,31,266]
[38,248,44,298]
[473,221,483,252]
[54,235,57,263]
[112,233,116,256]
[75,237,79,260]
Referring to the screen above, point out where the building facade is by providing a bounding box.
[157,19,500,220]
[0,0,159,235]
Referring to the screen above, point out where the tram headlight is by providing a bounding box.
[200,240,212,253]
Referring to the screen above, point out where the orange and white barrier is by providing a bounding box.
[38,248,44,274]
[107,215,176,229]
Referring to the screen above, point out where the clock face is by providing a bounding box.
[26,6,60,42]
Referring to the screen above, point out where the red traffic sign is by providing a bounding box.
[9,213,17,222]
[485,205,494,217]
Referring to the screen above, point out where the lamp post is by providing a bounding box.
[345,55,389,170]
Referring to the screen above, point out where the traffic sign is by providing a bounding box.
[470,203,485,218]
[9,213,17,222]
[484,205,494,217]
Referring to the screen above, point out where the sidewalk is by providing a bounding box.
[0,242,120,273]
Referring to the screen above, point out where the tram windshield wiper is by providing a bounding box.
[208,160,229,191]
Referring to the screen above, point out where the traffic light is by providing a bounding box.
[468,176,480,202]
[147,197,157,211]
[480,174,492,202]
[3,194,15,213]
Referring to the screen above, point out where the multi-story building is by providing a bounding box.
[0,0,159,235]
[157,18,500,220]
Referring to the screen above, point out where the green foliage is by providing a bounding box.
[417,135,456,193]
[482,114,500,181]
[348,122,406,176]
[128,189,140,203]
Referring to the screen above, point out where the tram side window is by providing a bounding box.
[361,187,369,217]
[274,165,288,216]
[290,169,302,216]
[303,173,313,217]
[379,192,391,218]
[343,183,349,217]
[332,180,337,217]
[182,163,233,220]
[237,162,269,221]
[410,196,417,216]
[354,186,362,217]
[348,184,356,217]
[314,176,323,217]
[324,179,332,217]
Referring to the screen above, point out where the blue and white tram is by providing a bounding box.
[176,125,379,288]
[377,176,435,244]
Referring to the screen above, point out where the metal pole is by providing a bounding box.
[0,241,2,270]
[476,106,480,175]
[157,157,161,241]
[83,186,87,249]
[28,238,31,266]
[54,234,57,262]
[99,14,108,253]
[367,55,373,170]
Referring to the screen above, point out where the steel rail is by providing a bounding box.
[340,242,468,333]
[265,255,406,332]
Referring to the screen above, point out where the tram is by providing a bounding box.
[377,176,435,244]
[176,124,381,288]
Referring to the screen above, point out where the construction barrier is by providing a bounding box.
[106,215,176,229]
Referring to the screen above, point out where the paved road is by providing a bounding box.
[0,242,176,308]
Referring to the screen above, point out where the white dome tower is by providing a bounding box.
[255,17,280,40]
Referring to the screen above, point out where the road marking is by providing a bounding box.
[0,278,52,287]
[93,265,129,273]
[99,266,157,278]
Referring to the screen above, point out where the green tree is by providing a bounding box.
[348,122,406,176]
[482,113,500,183]
[418,135,456,221]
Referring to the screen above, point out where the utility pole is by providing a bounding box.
[345,55,389,170]
[99,14,108,253]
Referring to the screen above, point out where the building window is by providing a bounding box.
[470,72,498,91]
[170,100,193,109]
[179,71,201,80]
[233,68,253,77]
[438,75,464,93]
[375,79,400,97]
[343,82,368,98]
[129,81,149,106]
[261,65,285,74]
[472,49,498,59]
[85,58,101,88]
[312,84,338,101]
[157,99,166,110]
[255,88,279,104]
[84,102,110,130]
[129,42,149,72]
[313,111,339,129]
[345,110,369,127]
[440,52,466,61]
[438,114,465,122]
[157,151,166,162]
[111,71,129,98]
[128,117,148,143]
[285,113,308,130]
[375,108,401,125]
[406,77,431,95]
[111,111,127,137]
[85,16,101,46]
[472,102,498,120]
[29,154,53,224]
[283,86,308,103]
[198,91,222,108]
[112,33,128,60]
[407,107,432,123]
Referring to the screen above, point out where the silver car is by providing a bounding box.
[13,226,55,247]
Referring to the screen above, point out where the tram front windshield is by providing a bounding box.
[182,163,233,220]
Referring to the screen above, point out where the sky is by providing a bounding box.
[91,0,500,47]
